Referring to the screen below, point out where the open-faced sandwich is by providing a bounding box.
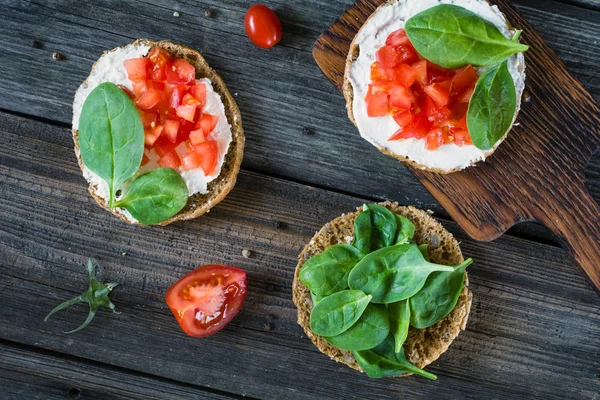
[292,202,472,379]
[344,0,528,172]
[72,40,244,225]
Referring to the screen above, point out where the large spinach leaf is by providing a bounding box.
[299,244,365,297]
[115,168,188,225]
[410,259,472,329]
[324,303,389,351]
[405,4,528,69]
[348,244,454,304]
[394,214,415,245]
[388,299,410,353]
[353,335,437,380]
[467,61,517,150]
[78,82,144,208]
[310,290,372,337]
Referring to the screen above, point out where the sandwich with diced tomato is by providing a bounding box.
[72,40,244,225]
[343,0,528,173]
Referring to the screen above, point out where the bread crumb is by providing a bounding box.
[121,252,127,256]
[205,9,214,17]
[242,249,251,258]
[52,52,65,61]
[173,11,180,17]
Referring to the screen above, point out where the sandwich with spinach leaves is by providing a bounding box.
[343,0,528,172]
[292,202,472,380]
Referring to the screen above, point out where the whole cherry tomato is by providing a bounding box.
[244,4,282,49]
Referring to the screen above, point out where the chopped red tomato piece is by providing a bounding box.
[370,62,388,82]
[163,119,180,143]
[176,104,196,122]
[193,140,219,175]
[386,29,411,47]
[388,113,430,140]
[141,153,150,167]
[136,89,163,110]
[148,48,170,81]
[181,151,202,171]
[159,151,181,169]
[454,129,473,146]
[424,82,450,107]
[166,84,187,109]
[124,58,149,81]
[189,129,206,145]
[199,114,219,135]
[190,83,207,105]
[393,111,414,128]
[145,125,164,147]
[165,265,247,338]
[366,92,389,117]
[425,128,444,150]
[411,60,427,86]
[396,64,415,88]
[138,110,157,128]
[450,65,478,95]
[389,85,414,110]
[173,58,196,84]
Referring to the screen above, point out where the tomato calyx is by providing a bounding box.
[364,29,477,150]
[166,265,247,338]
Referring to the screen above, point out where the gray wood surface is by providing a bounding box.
[1,113,599,399]
[1,0,599,398]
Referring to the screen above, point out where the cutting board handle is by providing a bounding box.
[538,183,600,293]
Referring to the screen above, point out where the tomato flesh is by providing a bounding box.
[165,265,247,338]
[365,29,478,150]
[245,4,282,49]
[120,47,221,174]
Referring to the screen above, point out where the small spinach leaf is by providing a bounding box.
[388,299,410,353]
[368,204,397,250]
[410,259,472,329]
[115,168,188,225]
[405,4,528,69]
[299,244,365,297]
[353,335,437,380]
[79,82,144,208]
[324,304,389,351]
[394,214,415,244]
[310,290,372,337]
[418,244,430,262]
[353,207,372,254]
[348,244,454,304]
[467,61,517,150]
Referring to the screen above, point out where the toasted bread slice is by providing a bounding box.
[343,0,526,173]
[292,202,472,376]
[72,39,244,225]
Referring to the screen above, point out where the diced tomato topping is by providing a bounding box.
[176,104,196,122]
[159,151,181,169]
[163,119,180,143]
[199,114,219,135]
[189,129,206,145]
[136,89,163,110]
[366,92,389,117]
[123,48,224,181]
[145,125,164,147]
[386,29,411,47]
[190,83,207,105]
[124,58,149,81]
[423,82,450,107]
[194,140,219,175]
[366,29,480,149]
[389,85,414,110]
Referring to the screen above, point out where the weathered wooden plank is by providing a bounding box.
[0,0,598,220]
[0,114,598,399]
[0,342,239,400]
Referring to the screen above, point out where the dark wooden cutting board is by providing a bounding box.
[313,0,600,293]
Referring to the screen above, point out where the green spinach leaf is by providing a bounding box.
[353,335,437,380]
[467,61,517,150]
[310,292,323,306]
[388,299,410,353]
[348,244,454,304]
[394,214,415,244]
[310,290,372,337]
[299,244,365,297]
[324,303,389,351]
[405,4,528,69]
[368,205,397,250]
[78,82,144,208]
[353,207,372,254]
[115,168,188,225]
[410,258,472,329]
[418,244,430,262]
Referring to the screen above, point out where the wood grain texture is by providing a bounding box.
[0,0,598,223]
[1,112,599,399]
[313,0,600,292]
[0,342,237,400]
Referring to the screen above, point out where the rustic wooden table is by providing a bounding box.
[1,0,599,399]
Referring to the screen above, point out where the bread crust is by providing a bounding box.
[72,39,244,226]
[292,202,472,376]
[342,0,524,173]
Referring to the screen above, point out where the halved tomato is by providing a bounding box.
[165,265,247,338]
